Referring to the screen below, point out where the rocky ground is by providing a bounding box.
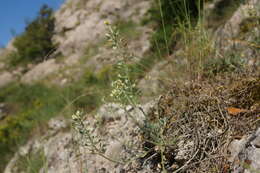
[4,73,260,173]
[0,0,259,172]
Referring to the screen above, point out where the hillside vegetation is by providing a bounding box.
[0,0,259,172]
[7,5,55,67]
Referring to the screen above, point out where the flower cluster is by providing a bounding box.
[71,110,81,121]
[104,21,139,105]
[104,20,121,50]
[110,74,137,105]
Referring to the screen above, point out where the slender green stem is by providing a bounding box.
[158,0,170,56]
[79,120,125,165]
[92,152,125,165]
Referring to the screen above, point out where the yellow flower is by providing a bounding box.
[104,20,110,25]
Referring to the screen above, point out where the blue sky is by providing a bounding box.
[0,0,64,47]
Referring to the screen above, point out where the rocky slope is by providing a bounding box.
[1,0,260,172]
[0,0,152,86]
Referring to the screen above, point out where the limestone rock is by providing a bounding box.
[0,62,5,70]
[229,128,260,172]
[21,59,61,84]
[138,60,173,100]
[0,71,15,88]
[54,0,151,57]
[5,38,16,52]
[211,0,260,71]
[4,101,156,173]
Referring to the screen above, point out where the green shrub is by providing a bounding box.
[0,79,109,170]
[12,4,55,65]
[0,83,67,171]
[5,52,22,68]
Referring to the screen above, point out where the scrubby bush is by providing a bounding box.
[11,4,55,65]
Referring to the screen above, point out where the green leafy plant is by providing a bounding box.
[11,4,55,66]
[0,76,109,171]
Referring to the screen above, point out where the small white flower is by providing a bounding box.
[72,114,79,120]
[76,110,81,116]
[72,110,82,120]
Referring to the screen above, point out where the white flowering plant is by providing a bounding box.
[72,111,103,152]
[71,110,124,164]
[71,21,144,167]
[105,21,140,106]
[110,63,139,106]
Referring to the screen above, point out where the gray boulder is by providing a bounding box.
[229,128,260,172]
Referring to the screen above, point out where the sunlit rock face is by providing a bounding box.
[214,0,260,67]
[53,0,151,57]
[2,0,260,172]
[0,72,16,88]
[229,128,260,172]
